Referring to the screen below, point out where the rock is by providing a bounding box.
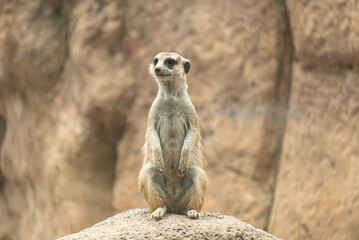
[57,209,281,240]
[268,64,359,239]
[286,0,359,69]
[0,1,121,239]
[267,0,359,239]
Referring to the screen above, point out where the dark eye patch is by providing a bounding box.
[166,58,177,66]
[154,58,158,65]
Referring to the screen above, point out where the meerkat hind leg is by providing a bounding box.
[151,206,167,220]
[186,209,200,219]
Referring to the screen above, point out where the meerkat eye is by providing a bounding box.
[167,59,176,66]
[154,58,158,65]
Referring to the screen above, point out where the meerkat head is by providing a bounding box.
[149,52,191,81]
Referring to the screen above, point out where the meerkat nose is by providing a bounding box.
[155,67,161,73]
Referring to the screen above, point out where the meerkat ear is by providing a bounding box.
[183,60,191,74]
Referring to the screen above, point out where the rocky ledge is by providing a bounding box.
[58,209,281,240]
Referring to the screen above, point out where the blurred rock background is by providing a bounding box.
[0,0,358,239]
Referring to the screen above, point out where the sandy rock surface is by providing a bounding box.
[58,209,280,240]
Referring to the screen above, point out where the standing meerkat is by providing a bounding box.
[138,52,208,220]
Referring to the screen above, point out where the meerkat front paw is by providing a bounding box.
[186,209,200,219]
[179,150,189,176]
[153,150,164,175]
[178,167,187,177]
[156,166,164,176]
[151,206,167,220]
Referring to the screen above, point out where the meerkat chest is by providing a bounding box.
[156,98,189,140]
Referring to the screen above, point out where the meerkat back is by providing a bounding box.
[138,52,208,220]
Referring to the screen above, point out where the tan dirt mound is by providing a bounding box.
[58,209,281,240]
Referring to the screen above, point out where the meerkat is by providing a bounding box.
[138,52,208,220]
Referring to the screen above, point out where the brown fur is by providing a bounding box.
[138,52,208,219]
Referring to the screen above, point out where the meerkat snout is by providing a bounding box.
[150,52,191,79]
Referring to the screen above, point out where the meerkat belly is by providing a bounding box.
[158,114,186,169]
[157,114,188,212]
